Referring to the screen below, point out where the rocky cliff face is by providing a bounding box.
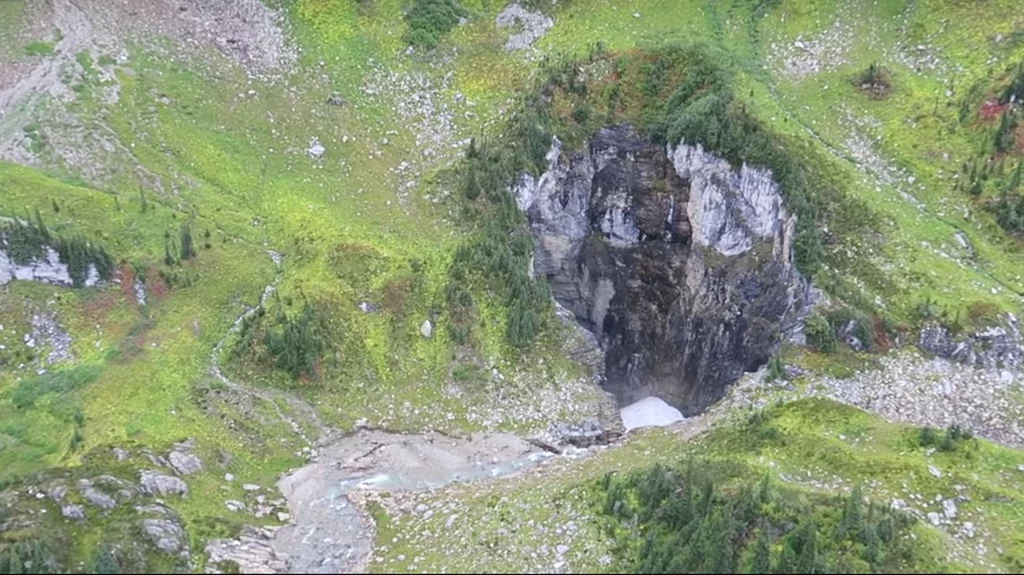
[918,315,1024,371]
[515,125,809,415]
[0,247,101,287]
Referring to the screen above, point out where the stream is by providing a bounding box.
[270,430,555,573]
[210,255,686,573]
[209,258,559,573]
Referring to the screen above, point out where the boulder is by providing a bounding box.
[139,471,189,497]
[496,3,554,52]
[61,504,86,521]
[143,518,187,553]
[47,485,68,502]
[306,139,326,159]
[205,525,287,573]
[81,487,117,509]
[168,450,203,476]
[942,498,958,519]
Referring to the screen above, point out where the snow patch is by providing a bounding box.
[620,397,684,431]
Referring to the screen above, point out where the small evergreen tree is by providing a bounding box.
[919,425,937,446]
[796,521,819,573]
[766,355,786,382]
[1000,60,1024,104]
[90,546,120,574]
[773,543,798,574]
[164,243,175,267]
[1009,160,1022,193]
[179,224,196,261]
[995,109,1019,154]
[746,525,772,573]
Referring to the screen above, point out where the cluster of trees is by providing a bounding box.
[0,538,58,574]
[804,313,838,353]
[0,531,160,573]
[972,129,1023,233]
[988,96,1023,234]
[0,211,113,287]
[163,224,203,266]
[918,423,974,453]
[765,355,786,381]
[234,299,328,380]
[957,60,1024,234]
[446,75,557,349]
[995,108,1020,155]
[597,460,926,574]
[264,302,327,379]
[402,0,467,49]
[803,307,880,353]
[993,164,1024,231]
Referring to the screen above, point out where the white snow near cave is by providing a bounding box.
[620,396,684,431]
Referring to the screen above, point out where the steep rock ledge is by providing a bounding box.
[917,315,1024,371]
[0,247,101,287]
[516,125,810,415]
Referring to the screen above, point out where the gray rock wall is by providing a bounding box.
[516,125,809,415]
[918,315,1024,371]
[0,247,100,287]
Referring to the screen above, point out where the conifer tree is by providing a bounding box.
[1010,160,1023,192]
[747,525,772,574]
[179,224,195,260]
[797,521,819,574]
[996,109,1019,154]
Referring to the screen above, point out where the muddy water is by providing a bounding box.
[271,430,554,573]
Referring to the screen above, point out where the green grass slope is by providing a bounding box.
[1,0,1024,571]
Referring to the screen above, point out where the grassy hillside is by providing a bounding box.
[1,0,1023,572]
[370,400,1024,572]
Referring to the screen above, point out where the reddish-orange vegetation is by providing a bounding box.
[147,266,170,300]
[118,264,137,304]
[81,290,119,323]
[872,316,892,352]
[981,99,1010,121]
